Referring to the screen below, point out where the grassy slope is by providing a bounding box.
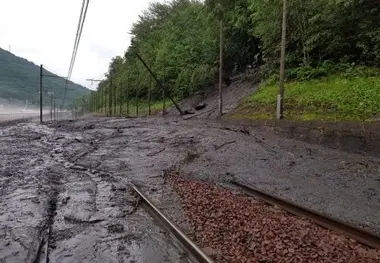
[230,74,380,121]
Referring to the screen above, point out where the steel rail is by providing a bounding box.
[130,183,215,263]
[230,180,380,249]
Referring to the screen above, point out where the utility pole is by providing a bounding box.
[90,93,92,113]
[96,91,99,113]
[148,76,151,116]
[119,80,122,115]
[53,96,56,120]
[277,0,287,120]
[136,71,139,116]
[103,88,106,114]
[89,92,92,113]
[162,53,166,116]
[47,91,54,121]
[94,92,97,113]
[113,79,117,116]
[126,80,130,115]
[109,75,113,116]
[218,20,224,118]
[39,65,43,123]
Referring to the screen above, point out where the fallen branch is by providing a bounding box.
[183,107,218,120]
[213,140,237,150]
[252,135,275,150]
[221,126,276,151]
[64,215,104,224]
[147,147,166,157]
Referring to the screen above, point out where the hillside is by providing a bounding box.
[72,0,379,122]
[0,48,89,107]
[230,70,380,122]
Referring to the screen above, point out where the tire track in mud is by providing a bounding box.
[0,123,105,263]
[0,124,63,263]
[39,127,191,263]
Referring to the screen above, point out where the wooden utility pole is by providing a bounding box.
[39,65,43,123]
[218,20,224,118]
[92,92,95,113]
[126,80,130,115]
[97,91,99,113]
[113,79,117,115]
[148,76,152,116]
[119,80,122,115]
[48,92,54,121]
[277,0,287,120]
[90,92,94,113]
[136,71,139,116]
[53,98,56,120]
[102,88,105,114]
[162,53,166,116]
[109,76,113,116]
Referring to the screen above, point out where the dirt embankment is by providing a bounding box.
[167,74,258,118]
[167,74,380,156]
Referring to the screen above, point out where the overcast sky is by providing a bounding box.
[0,0,162,90]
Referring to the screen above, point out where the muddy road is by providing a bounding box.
[0,116,379,262]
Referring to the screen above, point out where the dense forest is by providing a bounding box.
[82,0,380,119]
[0,48,89,108]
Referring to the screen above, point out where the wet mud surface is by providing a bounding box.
[0,116,379,262]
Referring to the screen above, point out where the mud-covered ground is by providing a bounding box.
[0,116,379,262]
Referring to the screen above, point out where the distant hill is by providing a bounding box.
[0,48,90,107]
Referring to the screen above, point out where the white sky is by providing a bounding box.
[0,0,161,90]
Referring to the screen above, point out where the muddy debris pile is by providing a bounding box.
[167,174,380,263]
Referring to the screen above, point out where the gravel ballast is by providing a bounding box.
[168,174,380,263]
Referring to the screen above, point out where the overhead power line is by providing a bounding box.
[68,0,90,80]
[62,0,90,107]
[66,0,85,81]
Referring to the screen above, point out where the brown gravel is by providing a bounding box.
[167,174,380,263]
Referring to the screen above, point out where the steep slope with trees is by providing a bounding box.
[0,48,89,107]
[81,0,379,121]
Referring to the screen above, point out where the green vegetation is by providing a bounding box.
[77,0,379,121]
[0,48,89,107]
[95,99,172,117]
[121,99,173,116]
[232,68,380,121]
[250,0,380,72]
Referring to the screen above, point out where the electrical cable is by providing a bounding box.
[62,0,90,107]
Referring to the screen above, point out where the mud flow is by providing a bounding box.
[0,117,379,262]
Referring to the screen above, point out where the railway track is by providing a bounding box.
[130,183,215,263]
[230,180,380,249]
